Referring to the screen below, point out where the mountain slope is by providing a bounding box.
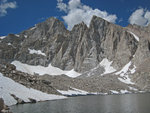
[0,72,66,106]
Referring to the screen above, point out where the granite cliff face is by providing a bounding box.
[0,16,140,72]
[0,16,150,105]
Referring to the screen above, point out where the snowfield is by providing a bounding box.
[100,58,116,75]
[116,61,132,76]
[0,36,6,39]
[28,48,46,56]
[128,86,138,91]
[120,90,131,94]
[11,61,81,78]
[87,58,116,77]
[118,77,134,85]
[0,73,66,106]
[110,90,119,94]
[57,88,105,96]
[115,61,135,85]
[57,88,89,96]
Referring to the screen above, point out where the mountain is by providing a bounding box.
[0,15,150,106]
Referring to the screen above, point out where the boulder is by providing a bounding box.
[28,98,36,103]
[0,98,4,111]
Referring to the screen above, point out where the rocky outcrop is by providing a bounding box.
[131,58,150,91]
[126,24,150,66]
[0,34,25,64]
[10,94,25,104]
[0,98,12,113]
[0,98,4,112]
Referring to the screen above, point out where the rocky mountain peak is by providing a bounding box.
[0,16,141,72]
[0,15,149,73]
[37,17,67,33]
[72,21,88,32]
[89,16,112,33]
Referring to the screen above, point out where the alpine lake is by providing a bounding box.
[10,93,150,113]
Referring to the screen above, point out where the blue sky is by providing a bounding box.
[0,0,150,36]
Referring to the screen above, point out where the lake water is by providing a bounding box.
[10,93,150,113]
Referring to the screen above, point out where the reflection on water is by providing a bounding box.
[10,93,150,113]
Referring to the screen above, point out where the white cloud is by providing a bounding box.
[57,0,117,30]
[129,8,150,26]
[57,0,67,12]
[0,0,17,17]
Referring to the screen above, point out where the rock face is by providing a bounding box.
[126,24,150,66]
[0,16,139,72]
[0,15,150,105]
[0,98,4,111]
[0,98,12,113]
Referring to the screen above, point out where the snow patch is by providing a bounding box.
[128,31,139,41]
[8,43,16,48]
[28,48,46,56]
[0,36,6,39]
[116,61,135,84]
[30,26,36,30]
[100,58,116,75]
[15,34,19,37]
[0,73,66,106]
[57,88,89,96]
[120,90,130,94]
[57,88,106,96]
[116,61,132,76]
[118,77,134,85]
[110,90,119,94]
[116,62,136,76]
[65,69,81,78]
[8,43,12,45]
[128,86,138,91]
[11,61,81,78]
[24,35,27,38]
[85,58,116,77]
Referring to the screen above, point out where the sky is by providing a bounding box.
[0,0,150,36]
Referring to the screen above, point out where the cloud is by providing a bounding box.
[0,0,17,17]
[57,0,117,30]
[57,0,67,12]
[129,8,150,26]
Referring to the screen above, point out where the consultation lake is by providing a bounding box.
[10,93,150,113]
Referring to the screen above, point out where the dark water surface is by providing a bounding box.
[10,93,150,113]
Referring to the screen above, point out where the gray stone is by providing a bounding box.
[0,98,4,111]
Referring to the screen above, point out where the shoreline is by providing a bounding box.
[9,91,148,107]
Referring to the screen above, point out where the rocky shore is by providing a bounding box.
[0,98,12,113]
